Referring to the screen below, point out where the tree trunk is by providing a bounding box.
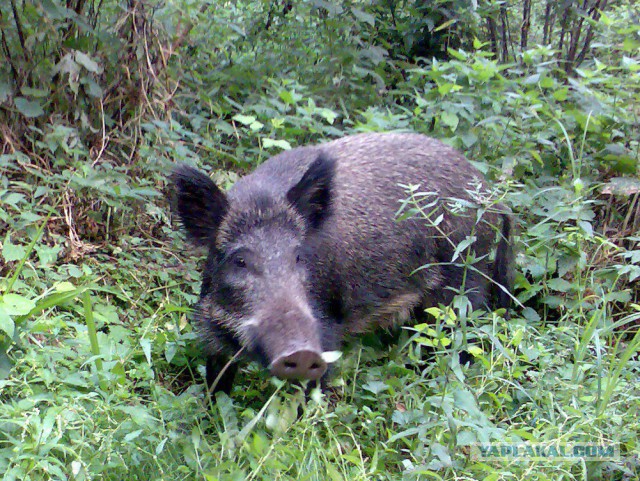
[521,0,531,50]
[574,0,609,68]
[558,0,573,72]
[542,0,556,46]
[565,0,589,74]
[487,15,499,57]
[499,4,510,62]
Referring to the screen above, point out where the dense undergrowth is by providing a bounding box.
[1,1,639,480]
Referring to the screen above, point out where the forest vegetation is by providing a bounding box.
[0,0,639,479]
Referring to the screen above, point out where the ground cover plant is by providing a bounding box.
[1,0,639,479]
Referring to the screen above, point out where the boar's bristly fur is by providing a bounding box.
[170,132,513,400]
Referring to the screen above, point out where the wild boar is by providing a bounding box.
[170,132,512,396]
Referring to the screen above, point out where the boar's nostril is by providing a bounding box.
[270,350,327,381]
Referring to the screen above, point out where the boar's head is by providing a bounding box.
[171,156,335,381]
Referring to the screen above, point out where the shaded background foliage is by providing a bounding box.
[1,0,639,480]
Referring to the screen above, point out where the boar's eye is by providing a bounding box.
[296,254,301,264]
[227,248,252,270]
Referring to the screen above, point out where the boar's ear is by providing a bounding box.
[286,153,335,229]
[170,165,229,246]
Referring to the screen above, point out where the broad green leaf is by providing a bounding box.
[249,120,263,131]
[0,294,36,315]
[438,82,460,96]
[522,307,541,323]
[460,130,478,148]
[467,345,483,357]
[279,90,294,105]
[434,18,456,33]
[41,0,69,19]
[0,309,15,337]
[606,154,638,174]
[262,138,291,150]
[86,79,103,97]
[318,108,337,124]
[124,429,143,442]
[363,381,388,394]
[165,342,177,363]
[75,51,100,73]
[54,281,76,293]
[62,372,89,387]
[232,114,256,126]
[155,439,167,456]
[524,74,540,85]
[622,36,640,52]
[553,87,568,101]
[35,244,62,266]
[441,111,459,131]
[547,278,573,292]
[21,87,49,98]
[351,7,375,26]
[511,328,524,347]
[140,337,152,364]
[429,443,453,468]
[14,97,44,118]
[539,76,555,89]
[453,389,481,416]
[578,220,593,236]
[451,235,476,262]
[2,236,26,262]
[0,347,11,380]
[270,117,285,129]
[71,461,82,477]
[0,81,10,102]
[447,49,467,60]
[18,288,85,320]
[2,193,25,206]
[622,56,639,72]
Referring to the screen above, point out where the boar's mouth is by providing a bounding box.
[237,328,328,381]
[268,348,327,381]
[249,308,328,381]
[197,267,330,382]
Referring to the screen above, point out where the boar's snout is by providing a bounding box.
[270,349,327,380]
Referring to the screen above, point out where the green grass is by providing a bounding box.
[1,238,638,480]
